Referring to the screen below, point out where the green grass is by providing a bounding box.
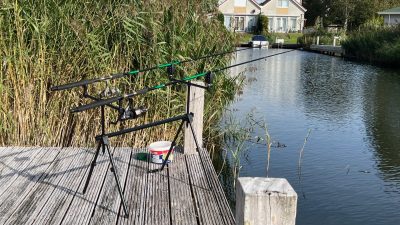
[269,33,303,44]
[234,32,253,44]
[235,32,303,44]
[0,0,240,147]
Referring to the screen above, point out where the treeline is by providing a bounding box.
[303,0,400,30]
[0,0,238,146]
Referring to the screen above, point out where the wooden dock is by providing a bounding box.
[310,44,344,56]
[0,146,235,225]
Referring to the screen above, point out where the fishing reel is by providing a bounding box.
[100,85,121,98]
[111,98,147,124]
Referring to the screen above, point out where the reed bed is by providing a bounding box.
[342,25,400,67]
[0,0,239,147]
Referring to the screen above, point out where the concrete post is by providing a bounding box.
[316,36,320,45]
[184,81,204,154]
[236,177,297,225]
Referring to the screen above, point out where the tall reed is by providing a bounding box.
[0,0,238,147]
[342,25,400,67]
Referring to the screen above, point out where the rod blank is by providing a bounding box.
[51,47,252,91]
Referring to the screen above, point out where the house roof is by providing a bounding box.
[378,7,400,15]
[219,0,306,12]
[258,0,306,12]
[290,0,307,12]
[219,0,261,8]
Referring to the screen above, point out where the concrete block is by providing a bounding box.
[236,177,297,225]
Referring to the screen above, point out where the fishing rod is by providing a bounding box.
[51,47,253,91]
[71,49,296,113]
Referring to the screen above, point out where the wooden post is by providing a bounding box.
[236,177,297,225]
[184,81,204,154]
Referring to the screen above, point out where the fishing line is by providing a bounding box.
[71,49,297,113]
[51,47,253,91]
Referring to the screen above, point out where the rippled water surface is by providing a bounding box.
[221,49,400,225]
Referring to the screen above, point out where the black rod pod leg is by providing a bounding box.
[83,141,102,194]
[159,120,186,172]
[102,136,129,217]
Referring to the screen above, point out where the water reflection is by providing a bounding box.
[298,54,365,124]
[220,49,400,225]
[363,70,400,191]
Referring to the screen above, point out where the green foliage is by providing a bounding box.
[256,15,269,36]
[342,25,400,67]
[303,0,400,31]
[216,11,225,25]
[359,16,384,30]
[299,27,345,46]
[0,0,238,146]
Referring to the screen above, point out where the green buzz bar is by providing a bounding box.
[71,71,209,113]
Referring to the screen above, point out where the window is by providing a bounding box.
[276,18,282,32]
[234,16,245,31]
[276,17,288,32]
[277,0,289,8]
[282,18,287,32]
[247,16,256,32]
[291,18,297,31]
[224,16,232,29]
[268,17,274,32]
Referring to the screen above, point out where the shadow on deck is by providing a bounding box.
[0,147,234,225]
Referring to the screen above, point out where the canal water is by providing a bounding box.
[220,49,400,225]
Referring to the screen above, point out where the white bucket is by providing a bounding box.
[148,141,174,164]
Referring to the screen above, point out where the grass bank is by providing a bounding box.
[235,32,303,45]
[0,0,240,147]
[342,25,400,67]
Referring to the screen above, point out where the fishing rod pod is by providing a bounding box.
[71,49,296,113]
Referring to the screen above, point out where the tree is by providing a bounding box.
[304,0,400,31]
[256,14,269,35]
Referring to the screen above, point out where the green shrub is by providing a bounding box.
[256,15,269,36]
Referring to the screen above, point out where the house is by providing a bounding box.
[218,0,306,33]
[378,7,400,26]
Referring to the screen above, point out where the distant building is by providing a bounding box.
[218,0,306,33]
[378,7,400,26]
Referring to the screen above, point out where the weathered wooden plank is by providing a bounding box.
[117,148,148,225]
[0,147,40,160]
[4,148,86,224]
[169,150,198,225]
[0,147,61,224]
[186,154,225,225]
[0,147,41,189]
[25,148,93,225]
[60,146,115,225]
[89,147,131,225]
[0,147,42,195]
[198,148,235,225]
[0,146,16,157]
[0,147,234,225]
[144,157,170,225]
